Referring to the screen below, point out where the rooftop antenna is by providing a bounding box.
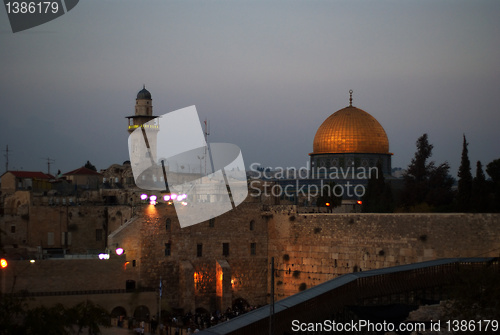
[204,119,210,175]
[3,145,11,173]
[42,157,55,175]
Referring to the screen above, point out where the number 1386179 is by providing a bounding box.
[5,2,60,14]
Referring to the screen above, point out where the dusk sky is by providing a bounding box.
[1,0,499,178]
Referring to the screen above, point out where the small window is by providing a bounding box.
[209,218,215,227]
[165,243,171,256]
[249,220,255,231]
[166,218,171,231]
[250,242,256,255]
[222,243,229,256]
[197,244,203,257]
[10,225,15,233]
[96,229,103,241]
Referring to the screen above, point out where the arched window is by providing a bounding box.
[166,218,171,231]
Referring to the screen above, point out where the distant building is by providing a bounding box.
[0,171,53,194]
[63,166,102,190]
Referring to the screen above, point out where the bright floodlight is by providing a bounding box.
[171,193,177,200]
[99,253,110,260]
[163,195,171,201]
[115,248,124,255]
[0,258,7,268]
[150,195,157,201]
[140,194,148,200]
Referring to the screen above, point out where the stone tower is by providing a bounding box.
[126,86,160,166]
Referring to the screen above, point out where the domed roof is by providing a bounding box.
[137,85,151,100]
[312,93,389,155]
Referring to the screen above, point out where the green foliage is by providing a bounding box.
[471,161,492,212]
[362,160,394,212]
[457,135,473,211]
[486,158,500,212]
[84,161,97,172]
[69,300,110,335]
[0,293,29,335]
[400,134,454,211]
[0,296,109,335]
[25,304,71,335]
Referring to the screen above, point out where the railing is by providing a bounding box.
[198,258,499,335]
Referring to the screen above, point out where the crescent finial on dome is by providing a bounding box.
[349,89,353,107]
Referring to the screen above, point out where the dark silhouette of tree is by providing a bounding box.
[472,161,490,212]
[25,304,71,335]
[68,300,110,335]
[84,161,97,171]
[0,293,28,335]
[456,135,472,211]
[401,134,454,211]
[0,296,109,335]
[486,158,500,212]
[362,160,393,212]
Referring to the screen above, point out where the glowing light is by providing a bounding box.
[171,193,177,200]
[150,200,157,205]
[99,253,110,260]
[357,200,362,205]
[115,248,124,255]
[163,195,171,201]
[140,194,148,200]
[124,261,130,270]
[326,202,330,207]
[30,259,35,263]
[0,258,7,268]
[181,201,188,206]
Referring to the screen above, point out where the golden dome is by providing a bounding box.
[312,104,390,155]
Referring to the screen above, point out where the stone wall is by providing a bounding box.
[267,212,500,300]
[110,201,269,313]
[0,255,138,294]
[0,202,133,256]
[3,198,499,317]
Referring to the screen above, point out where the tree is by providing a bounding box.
[486,158,500,212]
[471,161,490,212]
[362,160,393,212]
[24,304,71,335]
[401,134,454,211]
[68,300,110,335]
[456,135,472,211]
[84,161,97,172]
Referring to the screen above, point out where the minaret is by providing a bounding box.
[126,85,157,134]
[126,85,159,164]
